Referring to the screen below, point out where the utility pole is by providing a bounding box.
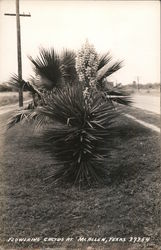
[4,0,31,107]
[137,76,140,92]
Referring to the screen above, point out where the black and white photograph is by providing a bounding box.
[0,1,160,249]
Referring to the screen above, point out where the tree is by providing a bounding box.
[28,47,77,90]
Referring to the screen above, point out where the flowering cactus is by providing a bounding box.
[75,40,98,88]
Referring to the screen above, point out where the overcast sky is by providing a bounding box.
[0,0,160,85]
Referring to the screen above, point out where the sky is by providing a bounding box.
[0,0,160,85]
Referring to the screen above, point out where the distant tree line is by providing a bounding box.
[0,82,29,92]
[127,82,160,89]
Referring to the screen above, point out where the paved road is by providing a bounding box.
[132,94,160,114]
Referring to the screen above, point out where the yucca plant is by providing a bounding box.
[7,43,132,130]
[7,42,132,186]
[97,53,132,105]
[7,84,120,186]
[75,41,131,106]
[36,85,120,186]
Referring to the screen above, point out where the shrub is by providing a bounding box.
[37,85,119,186]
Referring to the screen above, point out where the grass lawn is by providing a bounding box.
[0,109,160,250]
